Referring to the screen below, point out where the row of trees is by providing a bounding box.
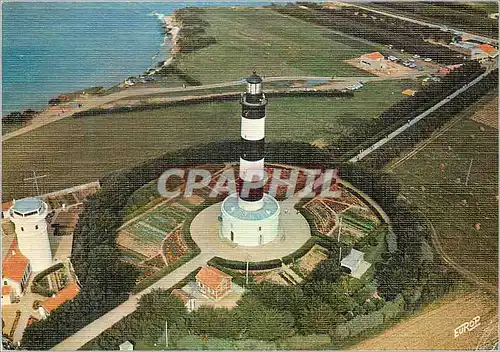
[374,2,499,39]
[360,68,498,169]
[73,89,353,118]
[381,61,484,121]
[271,3,464,64]
[335,61,487,161]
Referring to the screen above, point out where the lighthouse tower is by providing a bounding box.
[8,197,53,271]
[220,72,281,246]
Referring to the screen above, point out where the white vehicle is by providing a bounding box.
[409,59,415,62]
[424,58,432,62]
[413,54,420,58]
[388,55,398,61]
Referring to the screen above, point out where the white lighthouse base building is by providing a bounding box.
[220,193,280,246]
[8,197,53,272]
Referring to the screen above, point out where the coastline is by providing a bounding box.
[3,10,182,136]
[162,15,180,67]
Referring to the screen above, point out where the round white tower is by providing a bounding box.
[8,197,53,272]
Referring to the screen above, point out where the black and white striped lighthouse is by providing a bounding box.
[238,72,267,211]
[220,72,280,246]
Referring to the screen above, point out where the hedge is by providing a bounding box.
[208,256,282,271]
[331,294,405,343]
[72,89,352,118]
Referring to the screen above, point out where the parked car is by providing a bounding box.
[424,58,432,62]
[409,63,417,69]
[413,54,420,58]
[417,66,424,71]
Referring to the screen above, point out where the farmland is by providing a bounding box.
[349,289,498,350]
[392,116,498,287]
[173,7,383,84]
[2,79,419,201]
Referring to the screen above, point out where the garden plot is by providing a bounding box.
[294,244,329,275]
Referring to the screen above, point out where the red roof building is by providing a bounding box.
[359,52,387,71]
[2,201,13,218]
[39,283,80,318]
[476,43,497,56]
[195,266,232,301]
[2,239,31,301]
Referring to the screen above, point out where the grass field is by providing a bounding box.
[2,79,419,201]
[392,114,498,286]
[174,7,385,84]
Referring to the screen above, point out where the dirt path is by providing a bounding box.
[427,219,498,295]
[350,290,498,350]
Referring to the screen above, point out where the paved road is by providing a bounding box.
[343,2,498,45]
[349,65,496,163]
[3,73,429,142]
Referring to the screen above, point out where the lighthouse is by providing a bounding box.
[220,72,281,246]
[8,197,53,271]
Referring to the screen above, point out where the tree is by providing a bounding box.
[189,307,241,339]
[299,303,343,335]
[246,307,294,341]
[310,257,342,283]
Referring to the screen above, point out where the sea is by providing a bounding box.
[2,1,271,115]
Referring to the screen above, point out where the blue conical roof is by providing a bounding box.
[246,72,262,84]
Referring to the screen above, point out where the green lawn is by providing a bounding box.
[174,7,385,84]
[2,80,418,201]
[392,116,498,286]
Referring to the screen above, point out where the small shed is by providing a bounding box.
[119,341,134,351]
[341,248,365,274]
[341,248,371,279]
[171,289,196,312]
